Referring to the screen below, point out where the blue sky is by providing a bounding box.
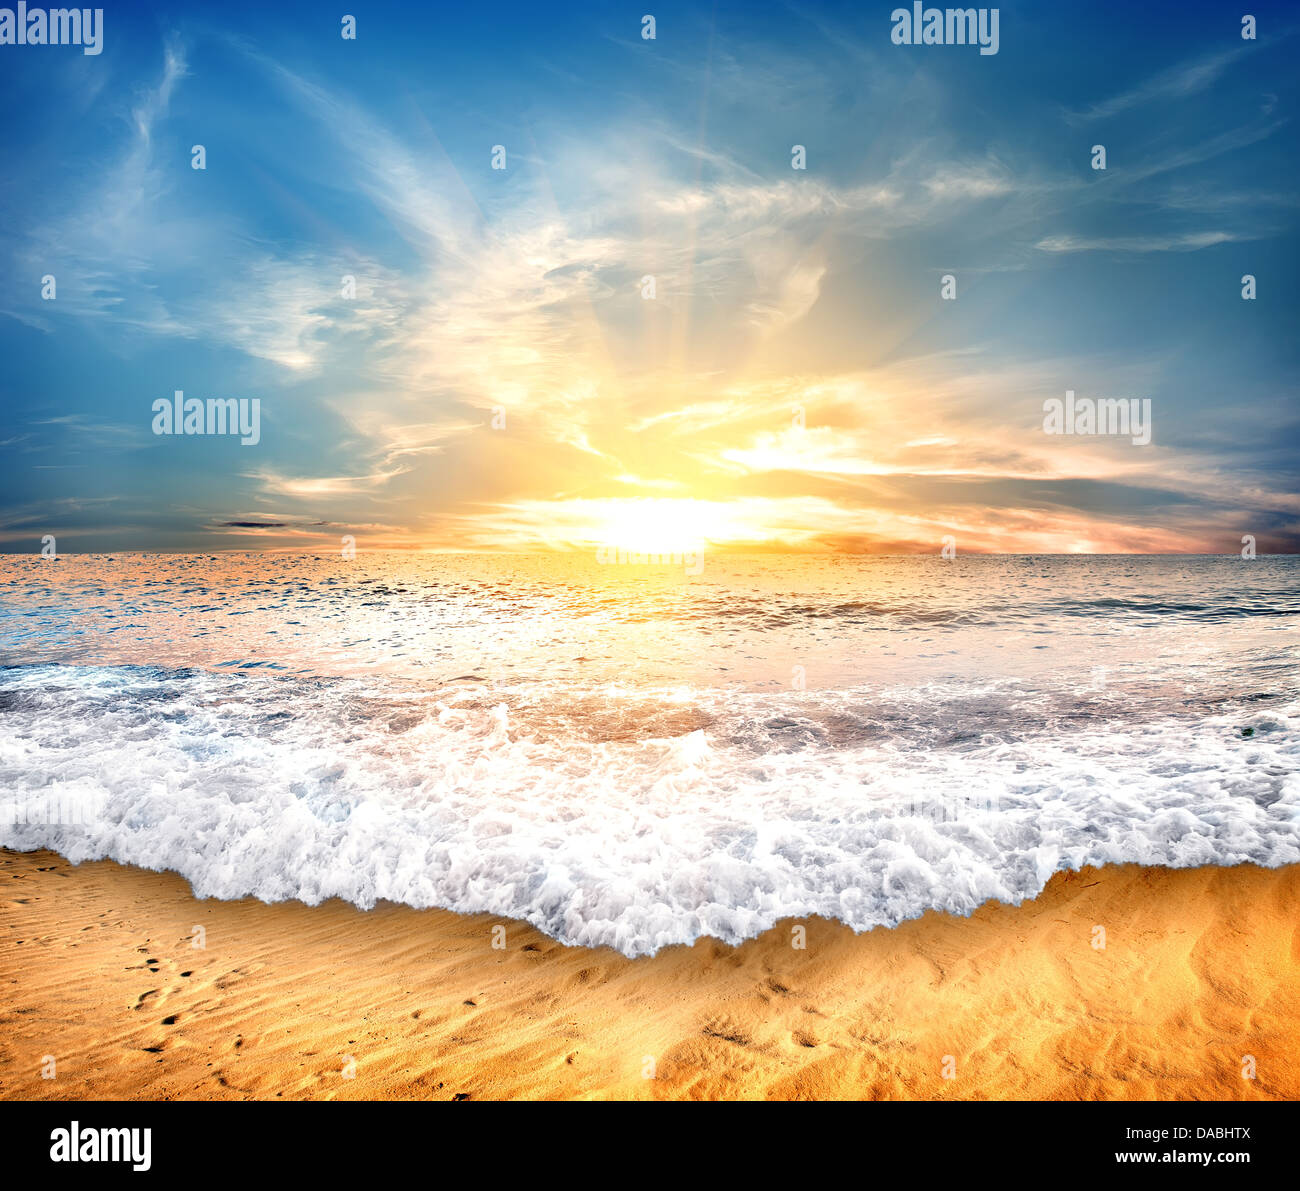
[1,0,1297,553]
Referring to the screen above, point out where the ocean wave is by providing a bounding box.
[2,664,1297,957]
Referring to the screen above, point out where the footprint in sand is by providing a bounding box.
[141,1016,180,1054]
[701,1016,751,1046]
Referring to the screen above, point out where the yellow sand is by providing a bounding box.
[1,849,1296,1100]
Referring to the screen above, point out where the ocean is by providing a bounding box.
[1,552,1296,957]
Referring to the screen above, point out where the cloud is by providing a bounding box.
[245,466,410,499]
[2,17,1294,555]
[1066,44,1251,122]
[1034,231,1245,254]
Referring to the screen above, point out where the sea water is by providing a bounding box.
[1,553,1296,956]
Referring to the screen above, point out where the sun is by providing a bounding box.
[484,496,793,554]
[590,498,754,556]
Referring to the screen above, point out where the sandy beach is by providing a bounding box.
[2,848,1295,1101]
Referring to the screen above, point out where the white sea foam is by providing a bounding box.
[2,664,1296,957]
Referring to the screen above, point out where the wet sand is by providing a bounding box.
[2,849,1296,1100]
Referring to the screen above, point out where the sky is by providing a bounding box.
[1,0,1297,555]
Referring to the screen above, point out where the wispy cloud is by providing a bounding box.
[1035,231,1246,254]
[1,8,1295,553]
[1066,44,1252,122]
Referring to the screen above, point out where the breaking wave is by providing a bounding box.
[3,661,1296,957]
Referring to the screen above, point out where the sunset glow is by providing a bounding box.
[0,4,1295,557]
[3,0,1299,1122]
